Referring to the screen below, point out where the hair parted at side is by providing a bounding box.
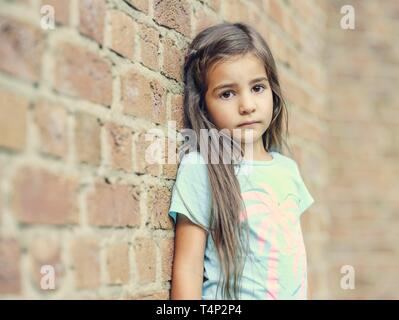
[180,22,291,300]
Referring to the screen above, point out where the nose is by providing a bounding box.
[239,91,256,114]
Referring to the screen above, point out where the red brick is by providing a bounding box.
[160,238,174,281]
[134,132,162,176]
[207,0,221,12]
[106,243,130,285]
[290,0,314,23]
[279,72,311,112]
[124,290,169,299]
[267,0,285,29]
[150,78,167,124]
[153,0,191,37]
[161,35,184,81]
[15,0,31,4]
[121,68,167,124]
[163,136,178,179]
[87,181,140,227]
[34,100,68,159]
[147,184,173,229]
[105,122,132,172]
[79,0,106,44]
[41,0,69,25]
[0,90,28,151]
[163,163,178,180]
[133,237,156,285]
[289,115,323,145]
[376,105,399,125]
[71,236,100,289]
[75,112,101,166]
[54,43,112,106]
[266,30,289,66]
[124,0,149,14]
[0,167,2,225]
[328,84,373,122]
[193,4,218,36]
[138,24,160,71]
[12,167,78,225]
[0,16,43,82]
[108,10,136,59]
[170,93,184,130]
[251,0,264,11]
[29,236,63,291]
[0,239,21,294]
[222,0,249,23]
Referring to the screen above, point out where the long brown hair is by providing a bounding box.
[181,22,290,299]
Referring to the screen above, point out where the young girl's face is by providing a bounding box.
[204,52,273,149]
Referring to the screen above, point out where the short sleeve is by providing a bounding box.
[168,151,212,232]
[292,162,315,216]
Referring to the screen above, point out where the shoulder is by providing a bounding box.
[179,150,207,166]
[271,151,298,169]
[176,150,209,182]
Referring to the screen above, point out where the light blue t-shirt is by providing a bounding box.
[168,150,315,300]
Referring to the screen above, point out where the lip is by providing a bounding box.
[237,121,261,127]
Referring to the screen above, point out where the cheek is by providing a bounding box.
[260,92,274,118]
[210,107,233,128]
[206,99,233,127]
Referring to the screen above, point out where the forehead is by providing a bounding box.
[207,53,266,85]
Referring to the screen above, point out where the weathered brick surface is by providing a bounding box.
[0,0,396,300]
[125,0,149,14]
[105,242,130,285]
[75,112,102,166]
[325,0,399,299]
[121,68,167,124]
[105,122,132,172]
[147,184,173,230]
[41,0,70,25]
[29,236,63,290]
[139,24,160,71]
[108,10,136,59]
[0,239,21,294]
[71,236,100,289]
[0,16,43,82]
[54,43,112,106]
[87,181,140,227]
[160,237,174,281]
[34,100,69,158]
[134,132,162,176]
[133,237,156,285]
[12,167,79,225]
[124,290,170,300]
[0,167,3,225]
[153,0,191,37]
[161,34,184,81]
[79,0,106,44]
[0,89,28,151]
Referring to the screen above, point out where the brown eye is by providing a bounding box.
[219,91,234,99]
[253,84,266,93]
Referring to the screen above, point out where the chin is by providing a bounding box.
[231,128,262,145]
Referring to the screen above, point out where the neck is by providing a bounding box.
[241,140,272,161]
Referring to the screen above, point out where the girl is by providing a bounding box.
[168,22,314,300]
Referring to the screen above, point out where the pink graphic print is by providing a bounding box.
[239,182,307,299]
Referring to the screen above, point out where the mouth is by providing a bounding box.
[237,121,261,127]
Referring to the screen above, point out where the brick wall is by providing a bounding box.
[325,0,399,299]
[0,0,396,299]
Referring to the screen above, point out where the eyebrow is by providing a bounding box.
[212,77,268,94]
